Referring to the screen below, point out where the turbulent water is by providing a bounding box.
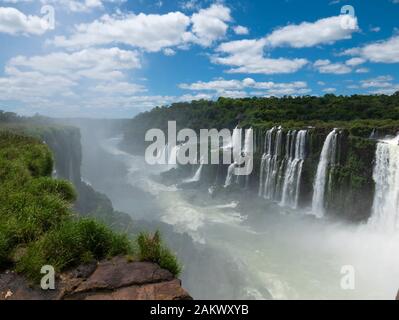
[80,132,399,300]
[311,129,338,218]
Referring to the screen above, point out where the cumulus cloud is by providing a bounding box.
[209,14,358,75]
[8,47,141,80]
[179,77,311,97]
[0,6,50,35]
[343,35,399,63]
[358,75,399,95]
[0,47,154,113]
[51,4,232,51]
[265,15,359,48]
[314,59,351,74]
[233,25,249,35]
[190,4,231,46]
[1,0,127,12]
[52,11,191,51]
[212,39,308,74]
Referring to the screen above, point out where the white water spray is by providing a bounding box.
[368,136,399,232]
[311,129,338,218]
[280,130,307,209]
[184,159,205,183]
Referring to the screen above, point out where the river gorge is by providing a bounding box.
[70,120,399,300]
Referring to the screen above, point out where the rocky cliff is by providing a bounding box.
[0,256,191,300]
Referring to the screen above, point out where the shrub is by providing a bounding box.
[16,219,132,281]
[27,178,77,203]
[137,231,181,276]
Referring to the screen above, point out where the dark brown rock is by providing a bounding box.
[73,257,174,294]
[0,256,191,300]
[83,280,191,300]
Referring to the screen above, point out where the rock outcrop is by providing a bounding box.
[0,256,191,300]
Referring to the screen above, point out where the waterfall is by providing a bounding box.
[280,130,307,209]
[368,137,399,232]
[259,127,275,196]
[311,129,338,218]
[224,163,236,188]
[263,127,284,200]
[223,127,253,188]
[232,126,243,161]
[243,128,253,154]
[168,145,180,166]
[184,159,204,183]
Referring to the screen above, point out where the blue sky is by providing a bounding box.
[0,0,398,118]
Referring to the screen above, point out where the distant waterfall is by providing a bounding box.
[263,127,283,200]
[258,128,309,206]
[231,126,242,156]
[224,163,236,188]
[224,127,253,188]
[280,130,307,209]
[184,159,204,183]
[368,137,399,232]
[311,129,338,218]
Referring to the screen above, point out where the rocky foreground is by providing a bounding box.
[0,256,191,300]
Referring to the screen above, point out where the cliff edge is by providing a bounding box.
[0,256,191,300]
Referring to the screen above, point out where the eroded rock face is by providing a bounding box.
[0,257,191,301]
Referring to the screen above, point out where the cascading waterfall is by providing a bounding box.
[311,129,338,218]
[224,127,253,187]
[264,127,283,200]
[224,162,237,188]
[280,130,307,209]
[259,127,275,196]
[259,127,285,201]
[184,159,205,183]
[243,128,254,189]
[368,136,399,232]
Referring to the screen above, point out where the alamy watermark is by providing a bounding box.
[41,265,55,290]
[145,121,254,176]
[340,265,356,290]
[340,5,357,30]
[40,5,55,31]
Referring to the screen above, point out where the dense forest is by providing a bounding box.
[123,94,399,151]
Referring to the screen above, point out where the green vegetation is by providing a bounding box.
[17,219,131,281]
[122,94,399,152]
[0,130,180,281]
[137,231,181,276]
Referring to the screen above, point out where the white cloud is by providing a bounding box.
[51,4,232,51]
[212,39,308,74]
[39,0,126,12]
[358,75,399,95]
[190,4,231,46]
[343,35,399,63]
[265,15,358,48]
[0,7,49,35]
[8,47,141,80]
[52,11,191,52]
[323,87,337,93]
[163,48,176,56]
[314,59,351,74]
[345,57,365,66]
[233,25,249,35]
[360,75,394,88]
[0,47,154,114]
[179,77,311,96]
[355,68,369,74]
